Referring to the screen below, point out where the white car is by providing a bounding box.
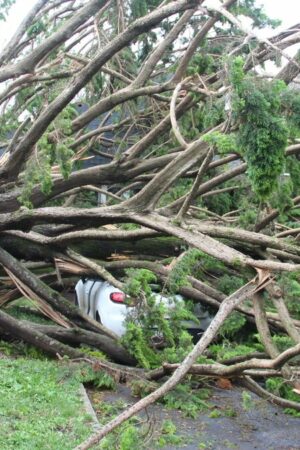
[75,278,212,339]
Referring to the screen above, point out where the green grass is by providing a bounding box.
[0,357,92,449]
[7,300,53,325]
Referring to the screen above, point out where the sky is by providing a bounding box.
[262,0,298,29]
[0,0,298,52]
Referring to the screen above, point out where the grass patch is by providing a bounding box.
[7,301,53,325]
[0,357,92,449]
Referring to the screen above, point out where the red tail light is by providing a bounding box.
[110,292,126,303]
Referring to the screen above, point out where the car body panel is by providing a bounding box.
[75,278,130,336]
[75,278,212,338]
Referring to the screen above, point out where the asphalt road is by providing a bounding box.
[92,384,300,450]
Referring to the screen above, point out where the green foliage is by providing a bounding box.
[241,391,254,410]
[230,58,289,200]
[161,418,176,435]
[92,396,135,450]
[159,178,193,207]
[121,321,160,369]
[209,343,263,361]
[117,424,140,450]
[217,274,246,295]
[162,381,211,418]
[18,140,53,207]
[56,141,74,179]
[202,179,243,216]
[280,87,300,139]
[186,53,214,77]
[168,248,226,291]
[271,335,294,353]
[120,223,140,231]
[241,114,288,201]
[124,268,157,297]
[200,253,227,275]
[209,409,222,418]
[0,338,48,360]
[157,419,185,447]
[27,19,46,37]
[168,249,203,293]
[202,192,231,217]
[220,312,247,338]
[238,196,258,229]
[129,0,161,62]
[129,0,164,19]
[179,95,226,140]
[73,190,97,208]
[97,398,184,450]
[179,106,203,141]
[0,340,16,356]
[286,156,300,196]
[277,272,300,319]
[122,302,197,369]
[266,378,300,416]
[56,105,77,134]
[122,268,199,368]
[15,86,44,114]
[202,98,226,130]
[229,0,281,30]
[18,106,76,206]
[270,174,293,212]
[0,0,15,21]
[203,132,238,155]
[229,56,245,89]
[97,416,142,450]
[238,209,257,228]
[130,379,157,397]
[98,404,185,449]
[7,303,52,325]
[88,73,104,102]
[79,345,108,361]
[0,112,18,142]
[224,407,237,418]
[160,330,194,362]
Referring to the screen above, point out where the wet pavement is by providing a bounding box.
[90,383,300,450]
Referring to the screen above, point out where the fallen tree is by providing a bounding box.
[0,0,300,446]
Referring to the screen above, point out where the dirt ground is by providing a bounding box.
[89,384,300,450]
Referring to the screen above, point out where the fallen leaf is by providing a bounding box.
[216,377,232,389]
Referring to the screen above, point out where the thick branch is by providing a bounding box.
[0,0,49,64]
[0,246,118,339]
[0,0,109,82]
[0,0,199,182]
[75,280,261,449]
[176,146,214,221]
